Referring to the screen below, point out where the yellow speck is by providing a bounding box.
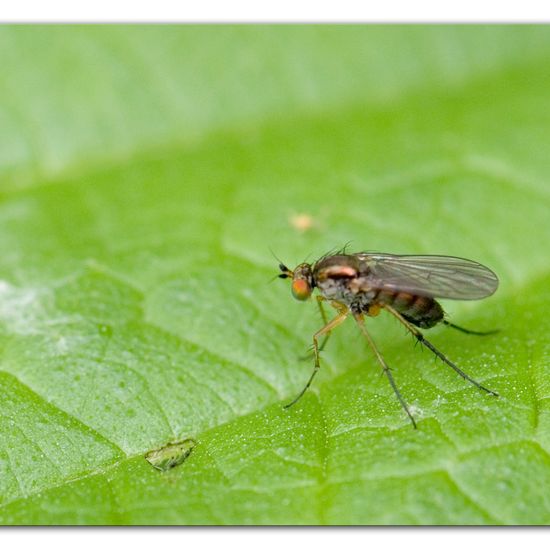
[289,213,315,232]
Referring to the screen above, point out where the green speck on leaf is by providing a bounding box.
[145,439,196,472]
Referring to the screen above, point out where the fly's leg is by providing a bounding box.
[443,320,499,336]
[317,297,331,352]
[353,314,417,429]
[285,302,349,409]
[385,305,499,397]
[299,296,331,360]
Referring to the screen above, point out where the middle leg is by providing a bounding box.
[353,313,417,429]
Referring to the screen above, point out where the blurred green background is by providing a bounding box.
[0,25,550,525]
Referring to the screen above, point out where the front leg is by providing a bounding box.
[316,296,332,352]
[299,296,331,360]
[284,301,349,408]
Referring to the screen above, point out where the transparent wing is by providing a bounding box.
[357,253,499,300]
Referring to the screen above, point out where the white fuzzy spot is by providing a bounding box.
[407,402,424,419]
[0,280,45,335]
[55,336,69,354]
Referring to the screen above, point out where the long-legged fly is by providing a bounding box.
[277,251,499,428]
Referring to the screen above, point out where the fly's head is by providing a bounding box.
[278,262,314,301]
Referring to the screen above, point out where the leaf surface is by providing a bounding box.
[0,26,549,524]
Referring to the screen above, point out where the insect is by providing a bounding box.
[277,250,499,428]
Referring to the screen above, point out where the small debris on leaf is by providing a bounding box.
[289,213,315,232]
[145,438,196,471]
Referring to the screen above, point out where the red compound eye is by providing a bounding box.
[291,279,311,301]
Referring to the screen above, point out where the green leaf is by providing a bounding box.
[1,25,550,525]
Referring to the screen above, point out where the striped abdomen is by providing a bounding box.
[376,290,444,329]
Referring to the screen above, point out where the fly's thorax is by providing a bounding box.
[313,255,371,305]
[313,254,360,277]
[316,277,354,302]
